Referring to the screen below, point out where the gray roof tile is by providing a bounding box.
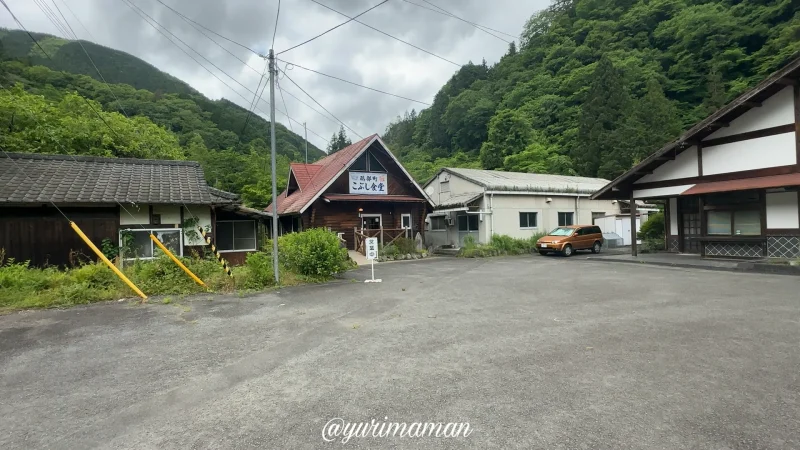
[0,152,213,205]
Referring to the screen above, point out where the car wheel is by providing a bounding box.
[591,241,601,254]
[562,244,573,257]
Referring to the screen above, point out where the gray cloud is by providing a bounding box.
[1,0,547,149]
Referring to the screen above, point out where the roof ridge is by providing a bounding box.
[0,151,201,167]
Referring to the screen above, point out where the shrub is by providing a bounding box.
[638,212,665,241]
[241,251,275,289]
[279,228,348,278]
[462,235,477,250]
[393,237,417,254]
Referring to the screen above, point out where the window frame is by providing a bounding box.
[519,212,538,229]
[401,213,412,230]
[430,215,446,231]
[119,228,184,261]
[216,220,258,253]
[558,212,574,227]
[706,208,762,236]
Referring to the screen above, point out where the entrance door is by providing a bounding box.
[361,214,382,230]
[679,197,701,253]
[457,213,479,247]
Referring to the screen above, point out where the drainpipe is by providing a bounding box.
[490,192,495,239]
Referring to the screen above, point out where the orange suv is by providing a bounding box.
[536,225,603,257]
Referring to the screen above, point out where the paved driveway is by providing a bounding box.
[1,257,799,449]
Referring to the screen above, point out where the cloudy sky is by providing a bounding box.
[1,0,547,150]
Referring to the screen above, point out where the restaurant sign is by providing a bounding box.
[349,172,388,195]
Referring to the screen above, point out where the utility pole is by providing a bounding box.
[268,49,280,283]
[304,122,308,164]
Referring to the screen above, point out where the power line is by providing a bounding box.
[32,0,71,38]
[403,0,514,42]
[120,0,326,145]
[279,68,363,140]
[276,78,294,133]
[58,0,96,41]
[145,0,430,107]
[271,0,281,49]
[50,0,132,118]
[419,0,517,39]
[277,58,430,106]
[277,0,389,55]
[149,0,262,56]
[309,0,461,67]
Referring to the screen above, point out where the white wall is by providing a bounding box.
[152,205,181,224]
[184,206,212,246]
[487,194,620,240]
[669,198,679,235]
[636,146,699,183]
[705,87,795,139]
[424,171,483,206]
[766,191,800,229]
[702,132,796,175]
[120,204,149,225]
[633,185,695,199]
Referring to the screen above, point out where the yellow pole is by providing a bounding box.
[69,221,147,300]
[149,234,208,289]
[198,226,233,278]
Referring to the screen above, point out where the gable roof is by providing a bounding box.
[268,134,430,215]
[432,168,611,195]
[0,152,213,205]
[591,53,800,200]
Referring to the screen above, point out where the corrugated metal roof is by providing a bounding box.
[435,191,483,208]
[444,168,610,194]
[0,152,213,205]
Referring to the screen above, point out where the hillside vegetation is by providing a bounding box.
[383,0,800,182]
[0,29,325,207]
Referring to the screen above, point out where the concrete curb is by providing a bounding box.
[580,256,800,277]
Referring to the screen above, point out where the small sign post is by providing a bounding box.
[365,237,381,283]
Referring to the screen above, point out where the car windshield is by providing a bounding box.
[548,227,575,236]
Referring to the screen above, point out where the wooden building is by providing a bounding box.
[268,134,432,252]
[592,55,800,259]
[0,152,268,267]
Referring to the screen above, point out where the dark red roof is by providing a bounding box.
[289,162,322,190]
[681,173,800,196]
[323,194,426,202]
[267,135,380,215]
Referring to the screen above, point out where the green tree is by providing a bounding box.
[326,125,352,154]
[575,56,630,178]
[479,109,531,170]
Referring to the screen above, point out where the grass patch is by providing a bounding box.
[0,229,352,312]
[457,233,546,258]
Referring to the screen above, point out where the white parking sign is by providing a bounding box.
[366,237,378,260]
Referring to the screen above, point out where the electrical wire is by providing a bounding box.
[276,58,430,105]
[32,0,71,38]
[279,68,363,140]
[277,0,388,55]
[271,0,281,49]
[309,0,461,67]
[276,78,294,133]
[149,0,263,56]
[58,0,96,41]
[405,0,516,41]
[145,0,430,107]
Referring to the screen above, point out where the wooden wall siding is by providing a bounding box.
[306,199,422,250]
[325,143,420,197]
[0,206,119,267]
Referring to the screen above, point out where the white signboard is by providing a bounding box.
[349,172,388,195]
[366,237,379,260]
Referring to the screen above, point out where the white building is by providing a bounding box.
[423,168,625,248]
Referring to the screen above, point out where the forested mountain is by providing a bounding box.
[0,29,324,208]
[383,0,800,182]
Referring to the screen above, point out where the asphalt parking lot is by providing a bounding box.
[1,256,799,449]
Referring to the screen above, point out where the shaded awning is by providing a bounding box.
[681,173,800,196]
[322,194,426,202]
[434,191,483,209]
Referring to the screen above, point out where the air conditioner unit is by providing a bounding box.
[445,216,454,226]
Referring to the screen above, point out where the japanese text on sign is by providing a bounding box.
[366,237,378,260]
[349,172,388,195]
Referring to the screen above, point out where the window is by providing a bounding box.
[707,210,761,236]
[458,214,479,232]
[216,220,257,252]
[430,216,446,231]
[519,212,538,229]
[440,180,450,193]
[401,214,412,229]
[350,150,386,172]
[548,227,575,236]
[558,212,574,226]
[120,229,182,260]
